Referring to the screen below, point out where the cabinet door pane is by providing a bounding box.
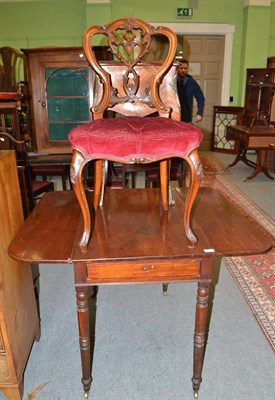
[46,68,88,96]
[48,98,90,122]
[49,123,80,141]
[46,67,90,142]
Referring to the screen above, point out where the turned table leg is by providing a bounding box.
[192,257,214,398]
[74,263,98,398]
[75,285,92,398]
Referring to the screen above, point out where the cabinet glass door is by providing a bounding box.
[45,67,90,141]
[212,106,243,152]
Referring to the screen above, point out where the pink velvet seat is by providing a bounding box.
[68,18,203,251]
[69,116,202,162]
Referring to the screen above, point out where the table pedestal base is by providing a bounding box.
[243,149,274,181]
[226,125,275,181]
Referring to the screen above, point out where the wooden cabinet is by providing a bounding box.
[212,68,275,153]
[212,105,244,152]
[0,150,39,400]
[21,47,97,154]
[267,57,275,68]
[244,68,275,126]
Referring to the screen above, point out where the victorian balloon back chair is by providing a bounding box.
[68,18,203,251]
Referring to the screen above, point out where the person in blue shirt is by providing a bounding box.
[176,59,205,123]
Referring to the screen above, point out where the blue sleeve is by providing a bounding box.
[193,81,205,116]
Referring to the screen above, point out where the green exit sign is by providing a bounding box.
[177,8,193,17]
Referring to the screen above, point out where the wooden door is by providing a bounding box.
[182,35,225,150]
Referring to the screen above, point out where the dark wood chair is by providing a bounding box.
[0,132,54,218]
[0,46,26,92]
[68,18,203,251]
[0,47,33,146]
[31,163,71,191]
[145,158,187,188]
[111,159,186,189]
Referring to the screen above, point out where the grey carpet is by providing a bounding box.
[13,262,275,400]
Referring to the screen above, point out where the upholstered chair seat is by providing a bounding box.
[69,116,202,162]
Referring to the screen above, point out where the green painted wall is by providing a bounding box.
[0,0,274,107]
[86,4,111,31]
[242,6,272,68]
[239,5,273,102]
[108,0,241,23]
[269,1,275,55]
[0,0,86,48]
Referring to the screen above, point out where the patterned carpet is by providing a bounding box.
[200,153,232,176]
[224,252,275,351]
[200,163,275,352]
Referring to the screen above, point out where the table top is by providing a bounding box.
[8,188,272,265]
[227,125,275,135]
[247,82,275,88]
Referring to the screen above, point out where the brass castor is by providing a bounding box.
[84,390,89,399]
[162,283,168,296]
[194,390,199,399]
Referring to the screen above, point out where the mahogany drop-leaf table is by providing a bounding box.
[9,187,272,399]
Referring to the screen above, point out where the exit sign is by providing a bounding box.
[177,8,193,17]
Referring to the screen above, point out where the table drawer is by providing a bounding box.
[86,259,201,284]
[226,127,245,141]
[247,135,275,148]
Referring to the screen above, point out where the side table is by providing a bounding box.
[226,124,275,180]
[8,188,272,399]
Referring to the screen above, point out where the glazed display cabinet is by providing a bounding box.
[22,47,98,154]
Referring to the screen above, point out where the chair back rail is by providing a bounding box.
[0,131,54,218]
[83,18,178,119]
[0,46,27,92]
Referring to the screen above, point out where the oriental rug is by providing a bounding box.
[203,173,275,352]
[200,153,232,176]
[185,154,231,187]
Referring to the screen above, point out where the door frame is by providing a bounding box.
[151,22,235,107]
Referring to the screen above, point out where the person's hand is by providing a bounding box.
[195,115,202,123]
